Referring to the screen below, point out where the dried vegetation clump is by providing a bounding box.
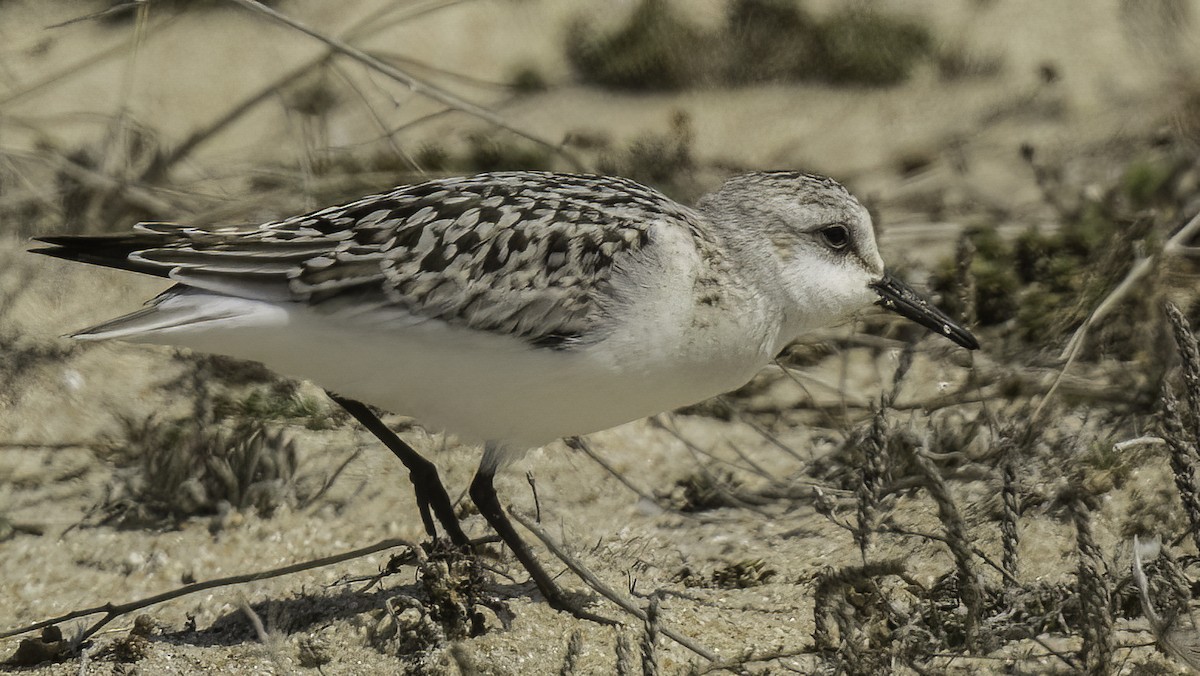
[362,541,501,670]
[764,364,1194,672]
[677,215,1200,670]
[782,277,1200,672]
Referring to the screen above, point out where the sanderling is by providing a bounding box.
[32,170,976,618]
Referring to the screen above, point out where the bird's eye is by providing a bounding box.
[820,225,851,250]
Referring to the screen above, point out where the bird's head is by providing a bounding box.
[699,171,978,350]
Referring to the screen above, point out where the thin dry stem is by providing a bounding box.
[559,629,584,676]
[955,234,978,328]
[854,401,890,556]
[507,508,718,662]
[1160,387,1200,552]
[641,596,660,676]
[909,442,983,649]
[1070,492,1113,675]
[1166,301,1200,442]
[566,436,662,508]
[0,538,417,646]
[998,430,1021,580]
[226,0,582,169]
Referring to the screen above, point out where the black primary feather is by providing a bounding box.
[30,234,172,278]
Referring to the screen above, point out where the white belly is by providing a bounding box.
[144,297,768,449]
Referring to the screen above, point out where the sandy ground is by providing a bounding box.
[1,0,1199,673]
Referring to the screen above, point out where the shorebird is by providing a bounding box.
[32,170,977,619]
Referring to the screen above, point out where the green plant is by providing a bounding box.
[565,0,709,91]
[935,42,1004,81]
[725,0,823,83]
[462,134,552,173]
[566,0,936,90]
[213,386,340,430]
[819,8,933,86]
[97,417,328,526]
[1122,158,1174,209]
[509,65,548,93]
[596,112,695,197]
[933,193,1150,348]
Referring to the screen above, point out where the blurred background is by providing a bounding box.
[2,0,1200,673]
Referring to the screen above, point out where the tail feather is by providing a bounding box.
[31,231,303,304]
[72,288,266,341]
[31,234,171,278]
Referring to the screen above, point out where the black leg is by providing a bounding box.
[327,391,470,548]
[469,464,613,624]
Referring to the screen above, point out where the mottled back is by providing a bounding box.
[116,172,709,348]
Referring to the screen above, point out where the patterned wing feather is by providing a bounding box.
[37,172,708,348]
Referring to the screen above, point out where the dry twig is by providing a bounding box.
[641,595,660,676]
[558,629,584,676]
[1039,211,1200,419]
[909,441,983,649]
[508,508,719,662]
[1161,388,1200,553]
[225,0,582,168]
[1070,492,1113,675]
[0,538,417,647]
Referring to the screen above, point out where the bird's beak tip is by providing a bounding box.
[869,272,979,350]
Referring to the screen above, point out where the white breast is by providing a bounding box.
[132,226,777,449]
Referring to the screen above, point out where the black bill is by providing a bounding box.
[870,272,979,350]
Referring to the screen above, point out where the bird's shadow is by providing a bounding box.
[156,585,392,649]
[152,577,527,650]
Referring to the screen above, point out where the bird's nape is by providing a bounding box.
[870,271,979,350]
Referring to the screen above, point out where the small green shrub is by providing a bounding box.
[403,135,552,174]
[1122,158,1174,209]
[413,143,452,173]
[725,0,824,83]
[935,219,1132,344]
[660,469,742,512]
[567,0,936,90]
[509,65,549,93]
[819,8,933,86]
[935,43,1004,81]
[284,76,340,118]
[213,386,340,431]
[596,112,695,196]
[932,155,1169,350]
[565,0,709,91]
[98,417,314,526]
[462,134,553,173]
